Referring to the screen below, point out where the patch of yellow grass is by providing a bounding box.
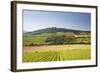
[23,44,90,52]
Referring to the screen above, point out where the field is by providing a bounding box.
[23,29,91,62]
[23,44,91,62]
[23,32,91,46]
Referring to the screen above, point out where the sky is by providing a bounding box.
[23,10,91,32]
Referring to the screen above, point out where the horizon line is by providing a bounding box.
[23,27,91,32]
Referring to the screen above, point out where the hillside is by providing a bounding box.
[24,27,90,35]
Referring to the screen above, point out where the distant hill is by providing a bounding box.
[24,27,90,35]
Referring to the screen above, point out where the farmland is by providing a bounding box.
[23,27,91,62]
[23,31,91,46]
[23,44,90,62]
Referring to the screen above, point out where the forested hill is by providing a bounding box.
[24,27,90,35]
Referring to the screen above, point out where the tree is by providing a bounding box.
[45,35,67,45]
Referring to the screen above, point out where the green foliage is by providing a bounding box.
[45,35,67,44]
[23,32,91,46]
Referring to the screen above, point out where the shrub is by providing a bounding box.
[45,35,67,44]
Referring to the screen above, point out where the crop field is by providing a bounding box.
[23,30,91,62]
[23,44,91,62]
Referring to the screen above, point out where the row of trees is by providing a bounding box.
[45,35,75,45]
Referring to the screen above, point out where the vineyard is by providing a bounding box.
[23,44,90,62]
[23,28,91,62]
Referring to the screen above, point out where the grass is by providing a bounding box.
[23,36,47,45]
[23,32,91,46]
[23,44,90,62]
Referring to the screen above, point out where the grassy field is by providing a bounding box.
[23,44,90,62]
[23,32,91,46]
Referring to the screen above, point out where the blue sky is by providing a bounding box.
[23,10,91,32]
